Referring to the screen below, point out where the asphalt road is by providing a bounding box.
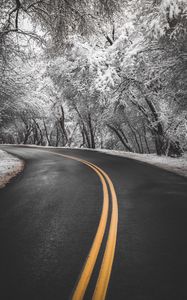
[0,145,187,300]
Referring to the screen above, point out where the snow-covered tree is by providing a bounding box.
[0,0,186,156]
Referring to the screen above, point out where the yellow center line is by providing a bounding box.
[90,164,118,300]
[41,150,118,300]
[71,162,109,300]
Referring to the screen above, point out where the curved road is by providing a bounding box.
[0,145,187,300]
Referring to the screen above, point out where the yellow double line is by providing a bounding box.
[45,151,118,300]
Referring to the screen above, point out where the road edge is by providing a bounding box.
[0,149,25,189]
[1,144,187,179]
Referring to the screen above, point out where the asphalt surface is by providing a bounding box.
[0,145,187,300]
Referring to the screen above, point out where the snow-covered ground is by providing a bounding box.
[98,149,187,178]
[0,150,24,188]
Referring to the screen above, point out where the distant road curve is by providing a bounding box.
[0,145,187,300]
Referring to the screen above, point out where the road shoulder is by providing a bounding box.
[97,149,187,178]
[0,149,24,188]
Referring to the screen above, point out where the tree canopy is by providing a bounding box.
[0,0,187,156]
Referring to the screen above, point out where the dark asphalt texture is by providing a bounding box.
[0,145,187,300]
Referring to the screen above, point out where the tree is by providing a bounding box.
[0,0,186,155]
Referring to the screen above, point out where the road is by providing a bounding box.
[0,145,187,300]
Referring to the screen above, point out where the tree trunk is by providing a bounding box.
[43,120,51,146]
[88,113,95,149]
[107,124,134,152]
[126,121,142,153]
[55,126,59,147]
[59,105,68,146]
[142,122,150,154]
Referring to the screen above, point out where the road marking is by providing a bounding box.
[39,150,118,300]
[71,162,109,300]
[90,164,118,300]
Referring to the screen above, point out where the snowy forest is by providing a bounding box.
[0,0,187,157]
